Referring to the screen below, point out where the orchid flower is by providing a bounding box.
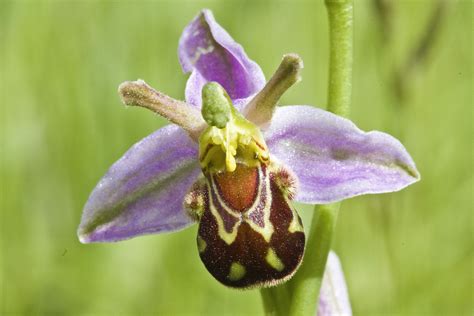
[78,10,419,289]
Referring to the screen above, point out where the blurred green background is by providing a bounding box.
[1,0,472,315]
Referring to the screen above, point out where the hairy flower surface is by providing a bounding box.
[78,10,419,289]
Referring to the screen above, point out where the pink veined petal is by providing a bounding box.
[265,105,420,204]
[78,125,201,243]
[318,251,352,316]
[178,9,265,107]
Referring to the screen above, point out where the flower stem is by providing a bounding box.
[288,204,340,316]
[287,1,353,315]
[325,0,353,118]
[260,287,277,315]
[261,285,291,315]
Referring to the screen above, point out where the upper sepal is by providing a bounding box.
[265,105,420,204]
[78,125,201,243]
[178,9,265,108]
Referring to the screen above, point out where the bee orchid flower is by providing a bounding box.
[78,10,419,289]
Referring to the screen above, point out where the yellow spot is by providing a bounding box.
[228,262,246,281]
[197,235,207,253]
[266,248,285,272]
[288,208,304,233]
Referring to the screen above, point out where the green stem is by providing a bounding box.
[287,1,353,315]
[261,287,278,315]
[326,0,353,118]
[288,204,340,316]
[261,285,291,316]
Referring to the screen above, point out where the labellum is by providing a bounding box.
[185,82,305,288]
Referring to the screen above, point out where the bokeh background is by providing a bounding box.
[1,0,472,315]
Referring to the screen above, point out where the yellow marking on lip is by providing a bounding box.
[228,262,246,281]
[207,182,241,245]
[208,165,275,245]
[244,166,274,243]
[197,235,207,253]
[266,248,285,272]
[288,204,304,233]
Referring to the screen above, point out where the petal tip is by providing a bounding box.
[77,228,92,244]
[411,166,421,182]
[392,154,421,188]
[179,8,265,106]
[199,8,212,16]
[77,216,100,243]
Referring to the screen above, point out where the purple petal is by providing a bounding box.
[318,251,352,316]
[265,106,420,204]
[178,9,265,107]
[78,125,201,243]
